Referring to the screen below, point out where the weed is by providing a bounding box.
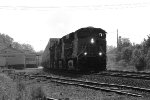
[30,86,46,100]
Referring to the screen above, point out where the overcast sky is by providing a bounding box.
[0,0,150,51]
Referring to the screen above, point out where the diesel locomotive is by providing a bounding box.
[42,27,107,72]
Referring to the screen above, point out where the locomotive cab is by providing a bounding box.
[76,27,107,72]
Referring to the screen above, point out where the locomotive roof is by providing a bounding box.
[75,27,107,34]
[62,27,106,40]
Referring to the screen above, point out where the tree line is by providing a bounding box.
[0,33,35,52]
[108,35,150,71]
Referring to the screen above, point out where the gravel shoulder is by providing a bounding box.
[0,73,17,100]
[42,81,143,100]
[0,68,150,100]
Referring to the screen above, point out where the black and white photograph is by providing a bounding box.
[0,0,150,100]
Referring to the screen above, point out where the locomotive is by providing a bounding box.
[42,27,107,72]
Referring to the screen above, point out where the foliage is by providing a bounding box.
[145,48,150,69]
[12,42,23,50]
[30,86,46,100]
[21,44,35,52]
[116,37,133,62]
[113,36,150,71]
[0,33,35,52]
[107,45,116,53]
[0,33,14,46]
[118,60,127,67]
[36,50,44,55]
[117,37,131,52]
[115,51,122,62]
[131,48,146,71]
[16,81,26,100]
[141,35,150,55]
[121,46,133,63]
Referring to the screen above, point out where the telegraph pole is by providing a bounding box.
[117,29,118,48]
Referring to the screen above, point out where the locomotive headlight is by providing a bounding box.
[84,52,87,56]
[99,52,102,56]
[90,38,95,44]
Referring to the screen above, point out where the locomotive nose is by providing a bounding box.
[84,52,87,56]
[99,52,103,56]
[90,38,95,44]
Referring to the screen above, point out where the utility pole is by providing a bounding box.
[117,29,118,48]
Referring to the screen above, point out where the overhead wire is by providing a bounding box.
[0,2,150,11]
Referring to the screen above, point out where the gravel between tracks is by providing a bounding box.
[1,68,150,100]
[42,81,143,100]
[80,74,150,89]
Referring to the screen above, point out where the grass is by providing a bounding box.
[0,71,47,100]
[15,79,46,100]
[30,86,46,100]
[107,54,136,71]
[15,80,46,100]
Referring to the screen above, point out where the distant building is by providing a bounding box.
[0,46,25,68]
[25,52,37,68]
[0,46,38,69]
[0,36,7,50]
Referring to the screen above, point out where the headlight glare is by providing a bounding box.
[90,38,95,44]
[84,52,87,56]
[99,52,102,56]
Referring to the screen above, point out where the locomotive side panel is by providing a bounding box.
[41,39,51,69]
[42,38,60,69]
[49,38,60,69]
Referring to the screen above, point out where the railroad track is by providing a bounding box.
[108,70,150,75]
[96,70,150,80]
[29,74,150,97]
[9,71,150,99]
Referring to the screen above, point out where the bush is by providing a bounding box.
[131,48,146,71]
[118,60,127,67]
[121,46,133,63]
[135,57,146,71]
[145,48,150,69]
[16,81,26,100]
[115,52,122,62]
[30,86,46,100]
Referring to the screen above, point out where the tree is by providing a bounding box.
[145,48,150,69]
[131,48,146,71]
[107,45,116,54]
[116,37,132,62]
[121,46,133,63]
[12,42,22,50]
[0,33,35,53]
[117,37,131,51]
[141,35,150,54]
[22,43,35,52]
[12,42,35,52]
[0,33,14,46]
[37,50,44,55]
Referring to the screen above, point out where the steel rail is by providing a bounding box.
[96,71,150,80]
[48,77,142,97]
[29,75,145,97]
[46,76,150,92]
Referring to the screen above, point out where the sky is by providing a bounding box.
[0,0,150,51]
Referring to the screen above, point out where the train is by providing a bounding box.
[42,27,107,73]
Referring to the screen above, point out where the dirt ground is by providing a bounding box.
[0,68,149,100]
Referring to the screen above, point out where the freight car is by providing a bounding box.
[0,46,37,69]
[42,27,107,72]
